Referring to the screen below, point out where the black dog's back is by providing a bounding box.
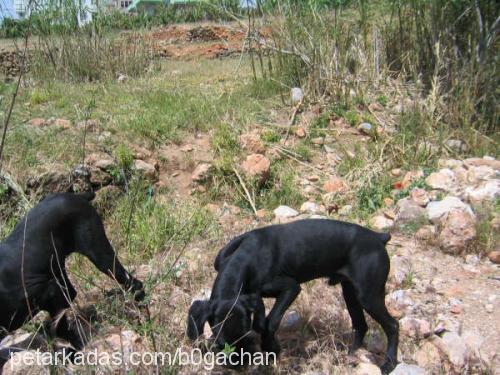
[217,219,391,283]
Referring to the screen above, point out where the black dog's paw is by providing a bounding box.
[261,338,281,356]
[128,279,145,302]
[380,359,397,374]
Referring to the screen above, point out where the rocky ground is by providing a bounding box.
[0,26,498,375]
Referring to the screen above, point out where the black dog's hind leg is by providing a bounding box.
[341,280,368,353]
[260,277,301,355]
[348,250,399,374]
[40,279,86,350]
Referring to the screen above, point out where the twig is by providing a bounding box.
[232,167,258,215]
[0,170,31,210]
[284,99,303,142]
[0,0,34,174]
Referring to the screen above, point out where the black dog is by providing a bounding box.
[187,219,398,373]
[0,192,144,360]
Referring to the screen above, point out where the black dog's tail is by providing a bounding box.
[79,191,96,201]
[378,232,391,245]
[214,234,247,272]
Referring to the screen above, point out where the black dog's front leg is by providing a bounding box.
[260,277,301,355]
[87,252,144,301]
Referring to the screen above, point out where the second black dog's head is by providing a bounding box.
[187,294,259,352]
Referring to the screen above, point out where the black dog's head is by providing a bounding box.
[187,294,259,351]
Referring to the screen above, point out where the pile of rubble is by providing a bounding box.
[0,49,28,79]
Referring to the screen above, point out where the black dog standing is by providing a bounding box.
[0,192,144,361]
[187,219,399,373]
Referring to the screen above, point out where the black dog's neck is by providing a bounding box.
[212,259,249,302]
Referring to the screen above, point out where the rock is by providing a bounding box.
[322,178,348,194]
[466,165,496,184]
[438,332,469,369]
[76,119,99,132]
[0,332,47,352]
[358,122,373,135]
[311,137,324,145]
[464,254,480,266]
[438,209,476,254]
[86,152,115,170]
[307,175,319,182]
[89,167,112,186]
[390,363,426,375]
[461,330,484,362]
[434,314,460,334]
[465,180,500,204]
[339,205,353,216]
[26,170,72,193]
[389,255,411,287]
[487,250,500,264]
[365,331,385,354]
[180,144,194,152]
[415,225,436,241]
[295,127,306,138]
[241,154,271,181]
[395,198,427,224]
[117,73,128,82]
[274,205,299,219]
[133,159,157,181]
[426,196,474,224]
[291,87,304,103]
[463,157,500,171]
[485,304,493,313]
[3,351,50,375]
[86,330,147,372]
[445,139,468,153]
[282,310,301,329]
[240,133,266,154]
[28,118,48,127]
[354,363,382,375]
[391,168,402,177]
[425,169,458,192]
[415,341,442,369]
[370,215,394,231]
[300,201,324,214]
[401,170,424,189]
[409,188,430,207]
[383,197,394,207]
[94,185,122,216]
[386,290,414,317]
[191,163,213,183]
[53,118,71,129]
[399,317,431,339]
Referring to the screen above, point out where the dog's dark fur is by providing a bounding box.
[187,219,399,373]
[0,192,144,362]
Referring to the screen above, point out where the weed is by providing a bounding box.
[262,129,281,143]
[357,174,393,214]
[376,95,388,106]
[115,144,134,170]
[344,110,360,127]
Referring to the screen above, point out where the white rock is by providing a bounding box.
[395,198,427,224]
[339,205,353,216]
[425,168,458,192]
[3,351,50,375]
[354,363,382,375]
[274,205,299,219]
[291,87,304,103]
[282,310,301,328]
[390,363,426,375]
[434,314,461,334]
[300,201,324,214]
[370,215,394,231]
[389,255,411,286]
[440,332,469,368]
[358,122,373,134]
[465,179,500,204]
[426,196,474,223]
[438,209,476,254]
[399,316,431,338]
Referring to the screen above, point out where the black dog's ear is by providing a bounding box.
[187,300,211,340]
[239,293,260,312]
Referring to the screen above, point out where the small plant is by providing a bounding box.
[30,88,50,105]
[344,110,360,127]
[262,129,280,143]
[115,144,134,170]
[222,342,236,356]
[376,95,388,107]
